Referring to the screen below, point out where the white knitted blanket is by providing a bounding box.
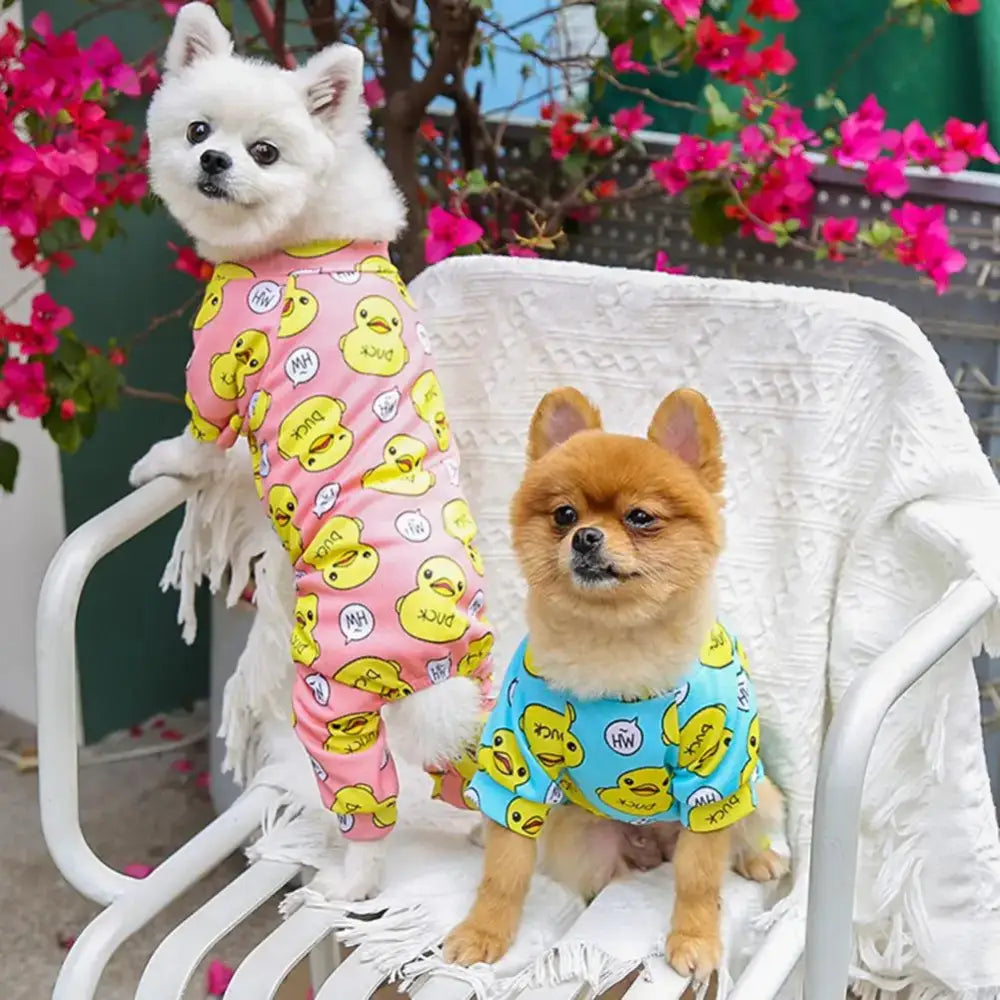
[161,258,1000,999]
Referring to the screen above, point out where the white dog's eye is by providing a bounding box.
[187,121,211,145]
[249,141,280,166]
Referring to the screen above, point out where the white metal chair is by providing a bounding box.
[37,259,1000,1000]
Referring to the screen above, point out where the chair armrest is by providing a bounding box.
[36,475,197,905]
[803,574,996,1000]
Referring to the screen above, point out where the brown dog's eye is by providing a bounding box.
[553,505,578,528]
[624,508,656,529]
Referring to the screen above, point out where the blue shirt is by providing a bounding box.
[466,622,764,839]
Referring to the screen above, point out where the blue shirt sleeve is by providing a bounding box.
[467,640,554,839]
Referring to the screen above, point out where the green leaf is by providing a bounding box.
[215,0,234,30]
[648,22,676,63]
[88,355,123,410]
[464,169,488,194]
[815,90,834,111]
[814,245,829,261]
[0,439,19,493]
[920,12,935,41]
[2,0,18,10]
[518,32,537,52]
[42,410,85,453]
[891,0,919,7]
[469,0,492,9]
[689,190,739,246]
[53,333,87,370]
[82,81,103,102]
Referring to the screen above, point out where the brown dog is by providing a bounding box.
[444,387,788,980]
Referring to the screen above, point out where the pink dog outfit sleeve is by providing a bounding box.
[182,245,495,842]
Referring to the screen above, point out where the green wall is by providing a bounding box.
[27,1,210,741]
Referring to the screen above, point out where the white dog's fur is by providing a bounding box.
[132,3,482,900]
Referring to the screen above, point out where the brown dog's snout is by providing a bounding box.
[571,526,604,556]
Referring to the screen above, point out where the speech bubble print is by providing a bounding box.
[468,590,486,619]
[507,677,519,706]
[443,458,461,487]
[285,346,320,388]
[414,321,433,354]
[687,786,722,808]
[736,671,750,712]
[463,786,480,809]
[331,270,362,285]
[671,681,690,707]
[258,440,271,479]
[544,782,565,806]
[604,718,643,755]
[372,387,401,423]
[426,655,452,684]
[309,756,328,782]
[305,673,330,706]
[247,280,282,314]
[395,509,432,543]
[340,603,375,644]
[313,482,341,518]
[337,812,355,833]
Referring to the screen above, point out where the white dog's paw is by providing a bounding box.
[340,839,387,900]
[129,433,219,487]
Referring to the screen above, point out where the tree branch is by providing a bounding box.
[302,0,340,44]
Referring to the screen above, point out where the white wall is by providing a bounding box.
[0,2,68,724]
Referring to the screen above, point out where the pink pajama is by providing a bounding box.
[183,240,494,839]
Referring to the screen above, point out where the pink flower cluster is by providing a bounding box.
[891,203,967,294]
[0,15,148,274]
[693,18,795,84]
[424,205,484,264]
[541,103,616,161]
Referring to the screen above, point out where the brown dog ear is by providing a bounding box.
[528,387,603,462]
[647,388,724,493]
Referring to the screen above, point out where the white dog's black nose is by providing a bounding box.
[572,527,604,555]
[200,149,231,175]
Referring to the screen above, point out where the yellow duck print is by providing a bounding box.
[687,783,755,833]
[739,714,760,786]
[278,276,319,338]
[333,656,414,701]
[522,646,545,679]
[361,434,436,496]
[558,773,605,817]
[209,329,270,400]
[458,632,494,677]
[357,255,416,308]
[396,556,469,644]
[277,395,353,472]
[242,389,272,497]
[267,484,304,562]
[193,262,255,330]
[699,622,735,668]
[520,702,584,775]
[663,703,733,777]
[410,371,450,451]
[324,712,381,755]
[442,498,484,575]
[331,783,397,828]
[505,796,550,838]
[597,766,675,816]
[302,515,379,590]
[185,391,222,442]
[478,729,530,792]
[284,240,353,257]
[339,295,408,377]
[290,593,320,667]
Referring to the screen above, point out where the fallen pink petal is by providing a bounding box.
[160,728,184,742]
[196,771,211,790]
[123,863,155,879]
[170,758,194,774]
[206,959,235,996]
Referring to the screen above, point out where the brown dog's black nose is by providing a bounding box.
[572,526,604,555]
[200,149,232,175]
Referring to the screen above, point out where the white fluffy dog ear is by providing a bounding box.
[164,2,233,74]
[297,44,365,126]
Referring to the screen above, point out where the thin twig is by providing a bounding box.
[122,385,185,406]
[0,274,44,315]
[824,7,899,98]
[129,291,201,349]
[593,68,701,114]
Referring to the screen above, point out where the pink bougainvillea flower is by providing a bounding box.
[169,242,213,281]
[748,0,799,20]
[939,118,1000,172]
[759,36,796,75]
[729,148,815,242]
[170,758,195,774]
[419,119,442,142]
[891,202,967,294]
[507,244,539,258]
[947,0,980,12]
[611,103,653,141]
[160,728,184,742]
[0,359,51,418]
[108,348,126,366]
[834,95,889,167]
[654,251,687,274]
[362,77,384,109]
[740,124,769,163]
[770,102,818,148]
[651,135,732,195]
[548,110,582,160]
[206,959,234,997]
[611,41,649,76]
[820,216,859,261]
[592,179,619,199]
[59,400,76,420]
[662,0,702,26]
[864,157,908,198]
[196,771,211,790]
[897,121,940,165]
[424,206,484,264]
[123,863,154,878]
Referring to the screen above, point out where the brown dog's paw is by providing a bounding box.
[666,930,722,981]
[734,847,790,883]
[443,921,513,966]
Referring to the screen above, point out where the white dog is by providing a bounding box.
[131,3,490,901]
